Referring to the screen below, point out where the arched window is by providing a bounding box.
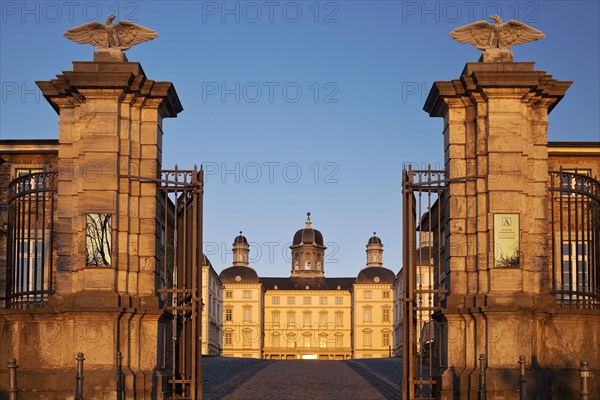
[295,260,300,270]
[316,261,321,270]
[305,261,311,270]
[303,333,312,348]
[319,333,328,348]
[334,333,343,348]
[272,332,280,347]
[287,333,296,348]
[363,329,373,347]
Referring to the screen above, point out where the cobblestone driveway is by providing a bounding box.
[203,357,402,400]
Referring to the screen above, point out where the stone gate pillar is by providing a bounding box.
[424,60,584,398]
[0,54,182,398]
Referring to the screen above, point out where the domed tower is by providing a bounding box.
[366,232,383,267]
[232,231,249,267]
[290,212,326,277]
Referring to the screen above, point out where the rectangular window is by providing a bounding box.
[561,241,589,292]
[335,335,342,348]
[303,296,311,305]
[225,290,233,298]
[272,312,280,326]
[225,308,232,322]
[382,332,390,347]
[319,296,327,305]
[335,296,343,305]
[16,239,44,293]
[287,296,295,305]
[86,214,112,267]
[382,309,390,322]
[319,336,327,348]
[383,291,390,299]
[272,334,280,347]
[272,296,279,304]
[303,312,312,327]
[335,312,343,328]
[287,312,295,325]
[363,290,372,299]
[243,290,251,299]
[225,332,233,346]
[14,167,44,192]
[560,169,592,194]
[287,334,296,348]
[363,308,372,322]
[364,331,372,347]
[243,306,251,322]
[243,330,252,347]
[303,335,311,348]
[319,312,328,326]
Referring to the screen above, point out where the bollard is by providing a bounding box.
[518,356,526,400]
[75,352,85,400]
[579,360,590,400]
[116,351,124,400]
[7,358,18,400]
[479,354,487,400]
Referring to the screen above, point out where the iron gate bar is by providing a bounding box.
[5,171,56,308]
[121,166,204,399]
[402,166,457,399]
[549,170,600,309]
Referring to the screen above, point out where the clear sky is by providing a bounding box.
[1,1,599,278]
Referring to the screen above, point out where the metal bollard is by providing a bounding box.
[518,356,527,400]
[116,351,124,400]
[75,352,85,400]
[7,358,18,400]
[479,354,487,400]
[579,360,590,400]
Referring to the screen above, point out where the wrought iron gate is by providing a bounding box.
[157,166,204,399]
[402,166,447,399]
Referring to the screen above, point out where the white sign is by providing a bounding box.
[494,213,520,267]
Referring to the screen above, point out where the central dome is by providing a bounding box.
[292,212,324,246]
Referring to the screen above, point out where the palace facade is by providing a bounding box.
[218,214,396,359]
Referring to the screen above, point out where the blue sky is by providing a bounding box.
[1,1,599,277]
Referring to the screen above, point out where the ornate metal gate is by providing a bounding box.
[157,166,204,399]
[402,166,447,399]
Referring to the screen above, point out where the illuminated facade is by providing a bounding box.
[218,215,396,359]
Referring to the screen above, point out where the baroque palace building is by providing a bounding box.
[218,213,396,359]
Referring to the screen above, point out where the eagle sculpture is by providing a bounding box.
[64,15,158,51]
[450,15,544,51]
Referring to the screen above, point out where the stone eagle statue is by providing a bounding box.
[450,15,544,51]
[64,14,158,51]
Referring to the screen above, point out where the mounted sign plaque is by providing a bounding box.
[494,213,520,267]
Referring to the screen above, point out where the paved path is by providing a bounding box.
[222,360,388,400]
[203,357,403,400]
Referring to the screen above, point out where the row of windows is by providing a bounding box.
[269,332,344,348]
[225,290,253,299]
[361,307,391,323]
[362,331,391,347]
[224,332,346,349]
[294,260,322,270]
[225,292,390,302]
[272,296,345,305]
[362,290,391,299]
[205,330,389,348]
[225,306,254,322]
[270,311,344,327]
[226,306,391,324]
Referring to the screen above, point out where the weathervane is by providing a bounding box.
[64,14,158,60]
[450,15,544,61]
